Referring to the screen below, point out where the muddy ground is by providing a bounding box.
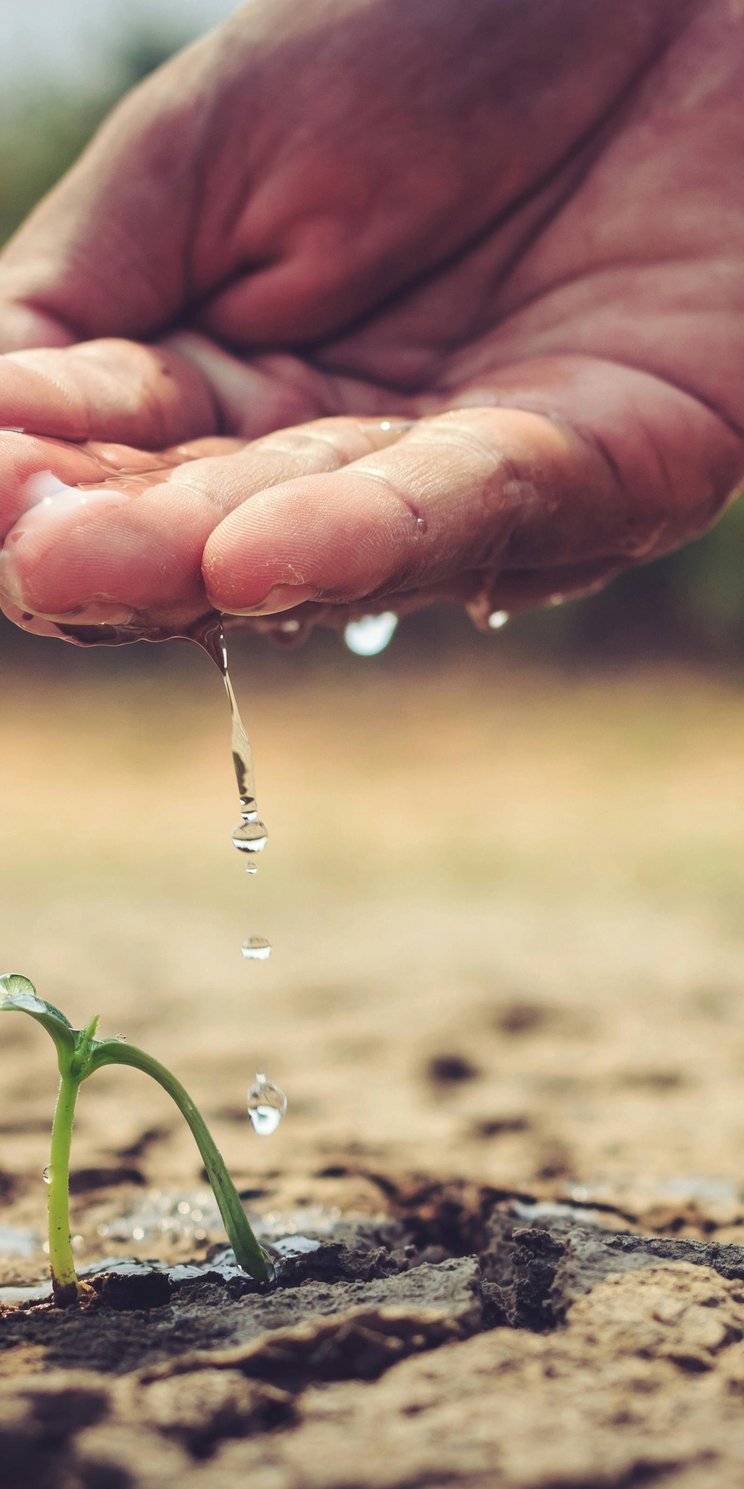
[2,635,744,1487]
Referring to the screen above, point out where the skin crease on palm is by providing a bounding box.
[0,0,742,643]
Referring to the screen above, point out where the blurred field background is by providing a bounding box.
[1,1,744,1236]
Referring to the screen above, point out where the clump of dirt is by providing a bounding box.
[425,1053,481,1085]
[478,1206,744,1331]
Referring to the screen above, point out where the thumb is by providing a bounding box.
[0,284,73,354]
[0,33,217,353]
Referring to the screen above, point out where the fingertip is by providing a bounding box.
[202,464,427,615]
[201,481,317,611]
[204,578,319,616]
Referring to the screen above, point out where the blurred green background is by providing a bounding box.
[0,4,742,669]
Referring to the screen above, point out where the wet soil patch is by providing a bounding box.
[5,1191,744,1373]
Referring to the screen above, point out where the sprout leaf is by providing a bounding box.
[0,972,76,1065]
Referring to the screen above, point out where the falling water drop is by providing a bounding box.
[241,937,272,961]
[343,612,398,657]
[247,1073,288,1135]
[232,819,269,852]
[465,584,512,634]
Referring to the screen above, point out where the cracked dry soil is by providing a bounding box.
[4,661,744,1487]
[4,1196,744,1489]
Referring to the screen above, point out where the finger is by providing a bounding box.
[201,407,624,614]
[0,430,245,547]
[0,339,217,448]
[0,432,119,542]
[0,332,340,449]
[0,418,409,628]
[202,363,744,616]
[0,433,200,626]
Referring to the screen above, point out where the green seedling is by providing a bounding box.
[0,972,274,1304]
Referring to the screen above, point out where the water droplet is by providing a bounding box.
[266,615,311,648]
[245,863,258,876]
[42,1167,52,1185]
[548,593,566,608]
[376,418,414,434]
[241,937,272,961]
[232,819,269,852]
[343,612,398,657]
[247,1073,288,1135]
[415,515,427,535]
[249,1105,283,1135]
[465,585,506,634]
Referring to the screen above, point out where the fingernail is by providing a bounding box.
[19,472,128,518]
[1,478,128,581]
[208,582,318,616]
[0,549,25,607]
[63,601,137,625]
[0,552,134,625]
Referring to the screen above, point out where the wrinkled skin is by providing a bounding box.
[0,0,742,641]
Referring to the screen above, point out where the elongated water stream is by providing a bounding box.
[194,618,271,960]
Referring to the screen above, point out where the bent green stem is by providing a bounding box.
[48,1072,80,1305]
[0,976,274,1301]
[91,1041,273,1283]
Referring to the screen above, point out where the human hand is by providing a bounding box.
[0,0,741,642]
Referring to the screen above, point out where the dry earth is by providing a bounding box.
[1,632,744,1487]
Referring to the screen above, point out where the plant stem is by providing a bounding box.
[48,1072,80,1305]
[92,1043,273,1283]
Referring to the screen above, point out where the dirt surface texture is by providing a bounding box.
[2,647,744,1487]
